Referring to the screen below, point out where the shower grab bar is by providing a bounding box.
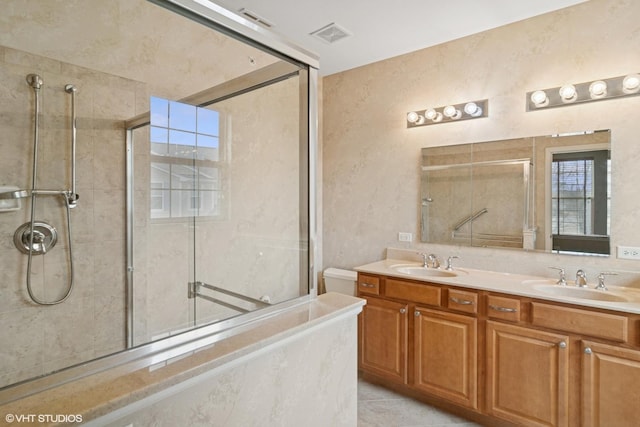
[452,231,523,244]
[189,281,270,313]
[453,208,488,231]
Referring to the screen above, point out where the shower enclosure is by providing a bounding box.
[0,0,315,393]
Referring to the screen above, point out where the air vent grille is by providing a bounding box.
[310,23,352,44]
[238,8,274,28]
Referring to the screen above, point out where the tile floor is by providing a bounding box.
[358,378,482,427]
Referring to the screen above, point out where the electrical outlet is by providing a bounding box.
[398,232,412,242]
[617,245,640,260]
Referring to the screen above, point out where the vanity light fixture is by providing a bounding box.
[527,72,640,111]
[406,99,488,128]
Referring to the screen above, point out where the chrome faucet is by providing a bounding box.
[419,253,440,268]
[549,267,567,286]
[575,270,588,288]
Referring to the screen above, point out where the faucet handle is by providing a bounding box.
[575,269,588,288]
[445,256,459,271]
[595,271,617,291]
[418,252,429,267]
[549,267,567,286]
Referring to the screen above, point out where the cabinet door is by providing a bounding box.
[486,321,569,427]
[582,341,640,427]
[359,296,408,383]
[414,307,477,409]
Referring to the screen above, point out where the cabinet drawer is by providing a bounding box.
[385,279,441,306]
[486,295,521,322]
[447,289,478,314]
[531,302,628,343]
[358,274,380,296]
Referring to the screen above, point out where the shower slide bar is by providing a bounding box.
[188,281,270,313]
[18,73,78,305]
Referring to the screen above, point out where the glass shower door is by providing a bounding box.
[192,73,306,327]
[130,122,197,346]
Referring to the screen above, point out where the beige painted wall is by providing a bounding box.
[322,0,640,284]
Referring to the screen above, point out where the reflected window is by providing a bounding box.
[551,150,610,254]
[150,96,224,219]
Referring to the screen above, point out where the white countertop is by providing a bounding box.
[355,258,640,314]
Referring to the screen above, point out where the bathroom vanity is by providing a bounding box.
[355,258,640,427]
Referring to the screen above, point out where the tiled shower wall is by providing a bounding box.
[0,45,139,387]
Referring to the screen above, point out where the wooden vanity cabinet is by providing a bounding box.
[486,321,569,427]
[357,271,640,427]
[414,307,478,409]
[581,341,640,427]
[359,295,408,383]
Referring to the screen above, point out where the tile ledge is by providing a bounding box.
[0,293,365,426]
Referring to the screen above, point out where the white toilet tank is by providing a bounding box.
[323,268,357,296]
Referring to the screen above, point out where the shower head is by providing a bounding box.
[26,74,43,90]
[64,84,77,93]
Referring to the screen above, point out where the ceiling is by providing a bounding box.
[211,0,587,76]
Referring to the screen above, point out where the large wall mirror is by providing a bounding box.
[420,130,611,256]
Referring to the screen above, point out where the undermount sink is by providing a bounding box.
[524,280,633,303]
[391,264,458,278]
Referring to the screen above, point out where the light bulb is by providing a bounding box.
[425,109,437,120]
[463,102,482,117]
[530,90,548,107]
[589,80,607,99]
[425,108,443,122]
[623,74,640,94]
[443,105,461,119]
[559,84,577,103]
[407,111,419,123]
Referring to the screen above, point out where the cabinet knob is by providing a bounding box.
[361,283,375,288]
[414,311,421,317]
[399,308,406,314]
[558,341,567,349]
[584,347,593,355]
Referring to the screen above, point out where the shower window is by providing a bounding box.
[150,96,224,219]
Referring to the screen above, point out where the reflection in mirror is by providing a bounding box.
[421,130,610,256]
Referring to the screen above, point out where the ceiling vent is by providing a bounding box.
[238,8,274,28]
[310,23,352,44]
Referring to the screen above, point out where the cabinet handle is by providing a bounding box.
[558,341,567,349]
[414,311,421,317]
[399,308,406,314]
[584,347,593,355]
[360,283,375,288]
[450,297,474,305]
[488,304,517,313]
